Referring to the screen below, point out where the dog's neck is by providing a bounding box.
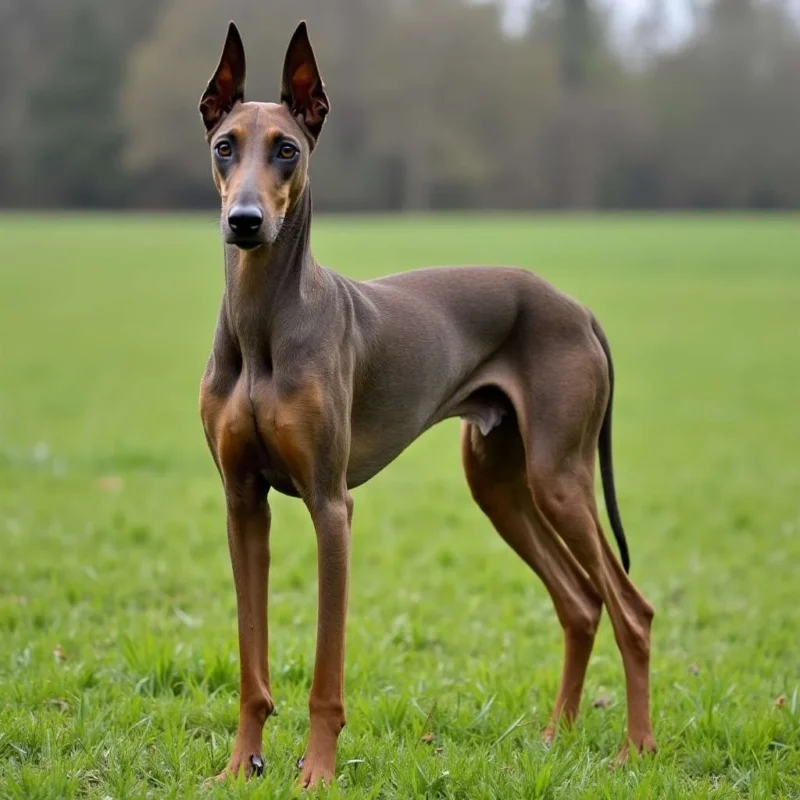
[222,182,325,353]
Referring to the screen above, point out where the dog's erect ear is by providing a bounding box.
[280,21,329,147]
[199,22,246,132]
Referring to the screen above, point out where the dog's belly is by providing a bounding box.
[344,372,513,489]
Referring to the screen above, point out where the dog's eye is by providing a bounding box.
[214,141,232,158]
[277,142,298,160]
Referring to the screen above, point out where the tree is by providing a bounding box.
[0,0,73,204]
[646,0,800,207]
[5,0,800,210]
[26,4,126,207]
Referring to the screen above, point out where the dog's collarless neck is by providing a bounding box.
[222,183,326,354]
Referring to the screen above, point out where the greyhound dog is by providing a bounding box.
[198,21,656,788]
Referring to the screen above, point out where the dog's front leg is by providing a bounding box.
[215,482,274,782]
[298,492,353,789]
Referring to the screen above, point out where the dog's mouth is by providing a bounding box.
[223,231,267,251]
[228,237,264,251]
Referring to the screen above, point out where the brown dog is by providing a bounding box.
[198,21,656,788]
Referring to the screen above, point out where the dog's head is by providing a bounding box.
[199,22,329,250]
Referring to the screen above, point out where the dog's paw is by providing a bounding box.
[613,735,657,768]
[296,754,335,789]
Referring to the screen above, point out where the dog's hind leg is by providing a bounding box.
[521,339,656,758]
[461,418,602,740]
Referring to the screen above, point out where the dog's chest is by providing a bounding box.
[201,369,322,498]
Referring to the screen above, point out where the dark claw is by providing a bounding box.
[250,754,265,777]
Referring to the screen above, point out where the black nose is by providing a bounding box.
[228,205,263,236]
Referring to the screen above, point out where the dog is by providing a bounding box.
[198,20,655,788]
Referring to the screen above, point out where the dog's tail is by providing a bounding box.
[591,317,631,574]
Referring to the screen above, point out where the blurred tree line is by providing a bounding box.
[2,0,800,211]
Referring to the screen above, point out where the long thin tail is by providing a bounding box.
[591,317,631,574]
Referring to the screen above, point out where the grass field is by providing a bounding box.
[1,213,799,799]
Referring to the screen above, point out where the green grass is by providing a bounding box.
[1,212,799,799]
